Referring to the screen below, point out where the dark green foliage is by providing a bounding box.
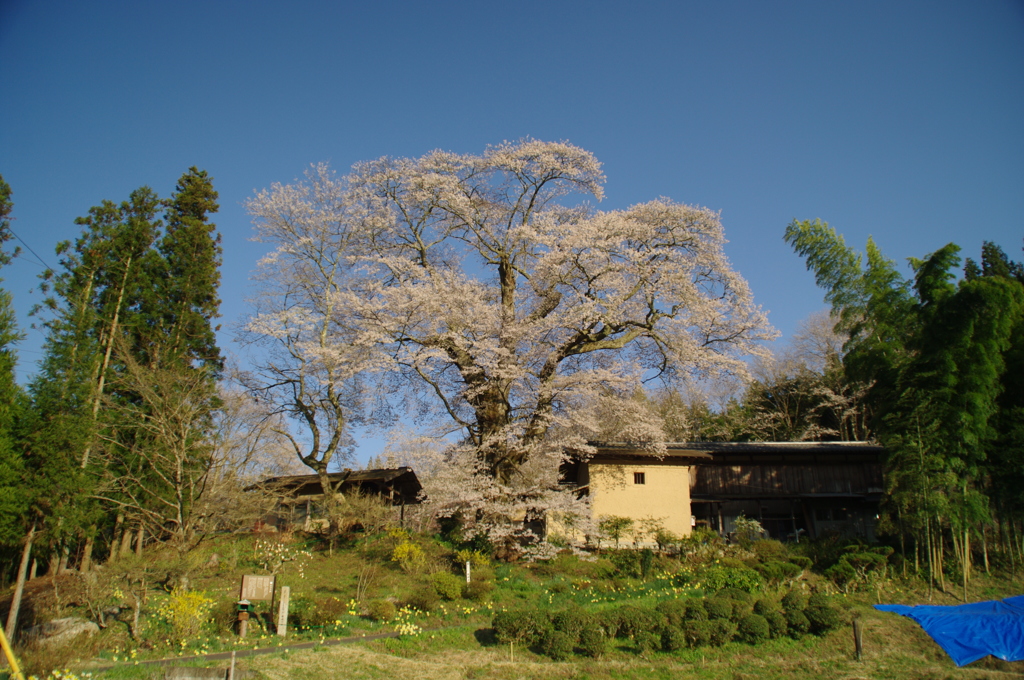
[578,626,606,658]
[781,589,808,613]
[661,625,687,651]
[635,629,660,655]
[541,629,574,661]
[551,607,591,642]
[806,602,842,635]
[752,597,781,616]
[640,548,655,578]
[463,579,494,601]
[430,572,464,600]
[756,560,802,584]
[608,549,641,577]
[407,586,440,612]
[683,598,708,622]
[806,593,830,609]
[683,619,713,648]
[789,556,812,570]
[784,609,811,637]
[716,586,754,601]
[708,619,737,646]
[367,599,396,621]
[751,539,787,561]
[704,597,733,620]
[729,598,754,623]
[737,613,770,644]
[611,605,664,639]
[492,609,549,646]
[824,560,857,588]
[764,610,788,638]
[655,598,689,627]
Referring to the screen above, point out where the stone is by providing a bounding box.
[24,617,100,646]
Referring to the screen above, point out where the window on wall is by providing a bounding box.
[633,472,646,485]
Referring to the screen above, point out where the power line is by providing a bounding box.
[6,226,54,271]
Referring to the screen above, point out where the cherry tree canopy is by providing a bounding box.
[247,140,773,483]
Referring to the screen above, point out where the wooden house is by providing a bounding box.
[560,442,884,543]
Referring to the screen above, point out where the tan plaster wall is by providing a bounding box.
[589,458,692,541]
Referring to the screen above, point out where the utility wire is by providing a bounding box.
[6,226,54,271]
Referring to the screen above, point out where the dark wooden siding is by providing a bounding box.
[691,462,883,497]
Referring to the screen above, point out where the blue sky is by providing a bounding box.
[2,1,1022,459]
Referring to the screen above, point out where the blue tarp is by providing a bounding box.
[875,596,1024,666]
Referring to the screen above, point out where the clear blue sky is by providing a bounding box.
[2,1,1022,458]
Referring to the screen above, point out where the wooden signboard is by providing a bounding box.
[239,575,276,602]
[276,586,290,636]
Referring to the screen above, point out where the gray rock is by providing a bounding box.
[24,617,100,646]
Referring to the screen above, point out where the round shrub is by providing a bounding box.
[683,619,713,648]
[656,599,689,627]
[717,587,754,602]
[703,567,765,593]
[807,592,831,609]
[551,607,591,642]
[430,572,465,600]
[757,560,802,583]
[729,599,754,623]
[737,613,770,644]
[541,629,575,661]
[493,609,549,646]
[614,605,664,639]
[789,556,812,570]
[578,626,606,658]
[708,619,737,646]
[764,610,788,639]
[683,598,709,622]
[367,599,396,622]
[705,597,733,620]
[784,609,810,638]
[662,625,687,652]
[407,586,440,613]
[635,630,660,655]
[463,579,494,601]
[753,597,781,616]
[781,589,808,614]
[806,604,842,635]
[752,539,787,561]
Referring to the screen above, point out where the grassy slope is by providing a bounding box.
[8,532,1024,679]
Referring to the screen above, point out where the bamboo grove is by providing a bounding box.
[786,220,1024,599]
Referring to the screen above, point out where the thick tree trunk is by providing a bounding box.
[5,522,37,640]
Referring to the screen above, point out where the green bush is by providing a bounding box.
[683,619,713,648]
[640,548,655,578]
[608,549,642,577]
[683,598,708,622]
[541,629,574,661]
[764,610,788,639]
[781,589,808,613]
[784,609,810,637]
[789,556,812,570]
[612,605,665,639]
[729,598,754,623]
[708,619,737,646]
[752,539,788,561]
[807,592,831,609]
[493,609,549,646]
[367,599,396,622]
[578,626,606,658]
[752,597,781,616]
[806,603,842,635]
[551,607,591,642]
[635,630,660,655]
[702,566,763,593]
[757,560,802,583]
[661,625,687,652]
[407,586,440,613]
[737,613,770,644]
[463,579,494,601]
[716,586,754,602]
[824,560,857,588]
[430,572,465,600]
[704,597,733,620]
[655,599,689,627]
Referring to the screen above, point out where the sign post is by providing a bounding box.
[276,586,290,637]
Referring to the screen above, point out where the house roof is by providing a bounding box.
[585,441,883,463]
[252,467,423,504]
